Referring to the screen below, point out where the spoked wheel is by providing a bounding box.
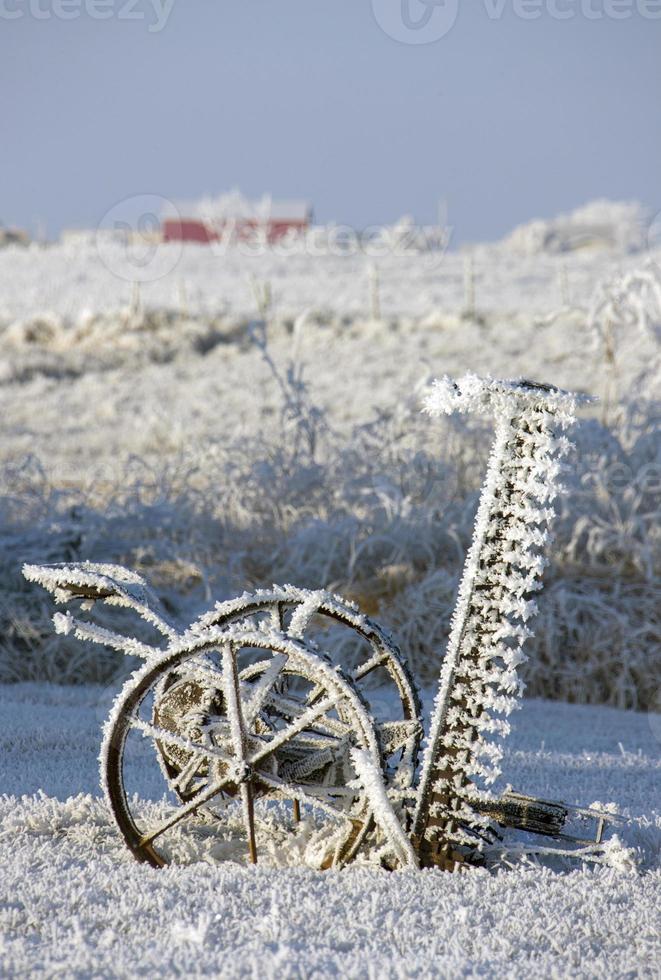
[103,629,384,869]
[190,587,423,790]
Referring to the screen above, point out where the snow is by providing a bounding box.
[1,683,659,977]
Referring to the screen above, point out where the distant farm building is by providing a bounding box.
[162,192,312,245]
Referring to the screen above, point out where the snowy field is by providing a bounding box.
[0,221,658,706]
[1,684,660,977]
[0,206,659,976]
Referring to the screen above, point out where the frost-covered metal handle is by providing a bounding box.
[424,373,581,420]
[22,561,178,655]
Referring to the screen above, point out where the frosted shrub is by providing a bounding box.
[0,350,658,708]
[588,264,661,420]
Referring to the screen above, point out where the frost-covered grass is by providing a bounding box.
[0,240,658,712]
[1,684,660,977]
[0,216,656,323]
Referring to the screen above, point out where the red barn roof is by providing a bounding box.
[161,192,312,243]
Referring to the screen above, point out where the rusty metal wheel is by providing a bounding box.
[103,628,385,869]
[188,587,423,791]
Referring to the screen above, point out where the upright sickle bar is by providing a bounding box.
[411,376,580,867]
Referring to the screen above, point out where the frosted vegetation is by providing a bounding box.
[0,230,658,715]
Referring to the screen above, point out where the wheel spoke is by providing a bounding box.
[222,641,258,864]
[172,656,225,696]
[241,782,258,864]
[249,693,342,767]
[270,602,284,631]
[305,684,326,706]
[256,772,356,818]
[305,716,350,738]
[266,690,310,718]
[266,693,347,737]
[137,773,232,848]
[241,653,289,727]
[129,715,230,768]
[170,753,205,794]
[352,652,388,681]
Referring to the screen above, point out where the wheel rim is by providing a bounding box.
[190,589,423,789]
[104,631,383,869]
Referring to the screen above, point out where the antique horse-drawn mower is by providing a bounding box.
[24,375,619,871]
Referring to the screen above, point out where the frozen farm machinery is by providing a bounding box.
[24,375,619,870]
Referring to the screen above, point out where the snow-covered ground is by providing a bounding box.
[0,230,658,476]
[0,238,636,322]
[1,684,659,977]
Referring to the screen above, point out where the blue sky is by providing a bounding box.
[2,1,660,243]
